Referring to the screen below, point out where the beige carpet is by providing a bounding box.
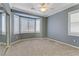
[5,38,79,56]
[0,45,6,56]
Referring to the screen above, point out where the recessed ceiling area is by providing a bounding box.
[9,3,78,17]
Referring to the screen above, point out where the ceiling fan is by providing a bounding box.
[31,3,53,12]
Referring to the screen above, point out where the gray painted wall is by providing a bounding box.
[47,4,79,47]
[41,17,47,37]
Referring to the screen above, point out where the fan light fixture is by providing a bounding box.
[40,3,48,12]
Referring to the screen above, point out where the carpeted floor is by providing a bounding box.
[0,45,5,56]
[4,38,79,56]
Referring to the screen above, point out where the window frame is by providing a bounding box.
[20,16,29,33]
[13,14,20,34]
[68,9,79,36]
[2,12,6,35]
[0,10,7,35]
[13,13,41,34]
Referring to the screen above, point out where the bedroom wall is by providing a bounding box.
[47,4,79,47]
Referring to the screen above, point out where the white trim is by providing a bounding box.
[68,33,79,37]
[47,4,78,17]
[68,8,79,36]
[0,42,6,46]
[68,9,79,14]
[15,13,40,19]
[48,38,79,49]
[10,38,44,45]
[11,7,44,17]
[10,39,25,45]
[68,11,71,36]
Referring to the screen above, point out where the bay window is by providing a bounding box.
[2,13,6,35]
[14,15,20,34]
[36,19,40,33]
[28,19,35,32]
[13,13,40,34]
[20,17,29,33]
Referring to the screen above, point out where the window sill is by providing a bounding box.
[22,32,40,33]
[14,32,41,35]
[68,32,79,37]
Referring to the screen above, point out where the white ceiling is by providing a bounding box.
[9,3,78,17]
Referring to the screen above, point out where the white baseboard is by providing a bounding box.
[0,42,6,46]
[10,38,45,45]
[11,39,25,45]
[48,38,79,49]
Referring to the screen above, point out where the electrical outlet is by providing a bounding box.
[73,40,76,43]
